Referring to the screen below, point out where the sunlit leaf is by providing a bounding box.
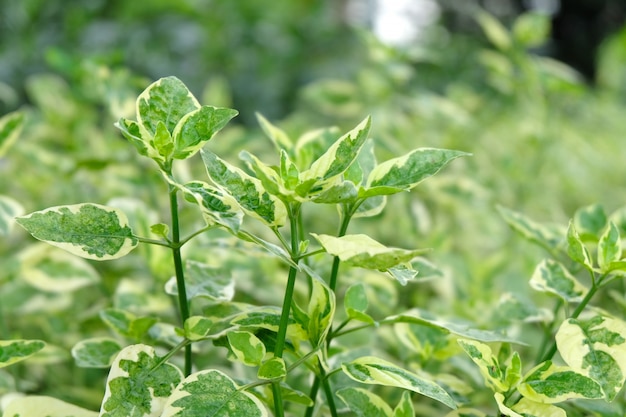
[227,331,266,366]
[529,259,587,302]
[180,180,243,233]
[337,387,393,417]
[257,357,286,381]
[172,105,237,159]
[511,397,566,417]
[71,338,122,368]
[0,339,45,368]
[0,195,23,236]
[3,395,98,417]
[16,204,138,261]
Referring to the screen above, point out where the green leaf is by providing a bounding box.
[311,233,429,271]
[353,195,387,219]
[115,117,155,160]
[2,395,98,417]
[280,150,300,190]
[227,331,266,366]
[567,220,593,271]
[529,259,587,302]
[99,344,183,417]
[337,387,393,417]
[311,180,358,203]
[497,206,563,251]
[294,126,340,171]
[201,149,287,227]
[365,148,469,196]
[443,408,487,417]
[511,397,566,417]
[512,12,550,48]
[599,221,622,272]
[71,338,122,368]
[302,265,336,346]
[230,307,308,342]
[345,283,376,325]
[574,204,607,241]
[257,357,286,381]
[393,391,415,417]
[153,120,174,162]
[387,264,419,285]
[18,243,100,292]
[150,223,169,239]
[180,180,243,233]
[239,150,286,198]
[0,195,23,236]
[160,369,268,417]
[256,113,292,150]
[100,308,157,341]
[16,204,138,261]
[0,339,45,368]
[341,356,456,409]
[476,12,512,51]
[457,339,509,392]
[165,260,234,302]
[235,230,298,269]
[518,360,603,403]
[172,105,238,159]
[276,383,313,406]
[494,392,523,417]
[0,110,24,157]
[556,315,626,401]
[184,315,217,341]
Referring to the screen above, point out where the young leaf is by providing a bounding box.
[511,397,566,417]
[239,150,286,198]
[457,339,509,392]
[99,344,183,417]
[494,392,523,417]
[164,260,234,302]
[517,360,603,403]
[0,339,45,368]
[100,308,157,341]
[529,259,587,302]
[172,105,238,159]
[598,221,622,272]
[302,265,336,347]
[180,180,243,233]
[556,315,626,401]
[364,148,469,196]
[0,195,23,236]
[341,356,457,409]
[16,204,138,261]
[567,220,593,271]
[201,149,287,227]
[393,391,415,417]
[160,369,268,417]
[337,387,393,417]
[497,206,563,251]
[256,112,292,150]
[227,330,266,366]
[345,282,376,324]
[311,233,429,271]
[71,338,122,368]
[185,315,217,341]
[257,357,286,381]
[0,110,24,157]
[3,395,98,417]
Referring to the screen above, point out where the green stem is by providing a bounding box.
[169,185,192,376]
[534,298,563,364]
[304,378,320,417]
[328,204,353,291]
[134,236,172,247]
[320,368,339,417]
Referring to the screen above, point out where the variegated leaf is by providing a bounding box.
[257,357,286,381]
[337,387,393,417]
[71,338,122,368]
[598,221,622,272]
[0,339,45,368]
[457,339,509,392]
[0,195,23,236]
[529,259,587,302]
[256,113,292,150]
[497,206,563,251]
[226,331,266,366]
[180,180,243,233]
[567,220,593,270]
[302,264,336,346]
[164,260,234,302]
[393,391,414,417]
[100,308,157,341]
[3,395,98,417]
[511,397,566,417]
[171,105,237,159]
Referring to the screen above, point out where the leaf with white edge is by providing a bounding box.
[277,383,313,406]
[258,357,286,381]
[226,331,265,366]
[160,369,267,417]
[184,316,216,341]
[342,356,456,409]
[172,105,237,159]
[165,260,234,302]
[497,206,564,251]
[180,180,243,233]
[312,233,429,271]
[115,117,155,160]
[100,308,157,341]
[345,138,376,185]
[529,259,587,302]
[0,195,23,236]
[0,110,24,157]
[236,230,298,269]
[354,195,387,219]
[556,315,626,401]
[384,308,525,344]
[337,387,393,417]
[3,395,98,417]
[256,112,292,150]
[567,220,593,270]
[201,149,287,227]
[494,393,523,417]
[294,127,339,171]
[239,150,286,198]
[387,264,418,285]
[136,76,200,137]
[443,408,487,417]
[345,283,375,325]
[99,344,183,417]
[574,204,607,241]
[301,116,371,186]
[599,222,622,272]
[18,243,100,292]
[518,360,603,403]
[16,204,138,261]
[230,307,308,342]
[153,120,174,162]
[71,338,122,368]
[457,339,508,392]
[393,391,414,417]
[511,397,566,417]
[301,264,336,346]
[280,149,300,190]
[364,148,469,196]
[310,180,358,203]
[0,339,45,368]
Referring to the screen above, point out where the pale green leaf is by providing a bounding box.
[115,117,155,160]
[512,12,550,48]
[529,259,587,302]
[567,220,593,270]
[150,223,169,239]
[180,180,243,233]
[71,338,122,368]
[476,12,512,50]
[387,264,419,285]
[511,397,566,417]
[257,357,286,381]
[164,260,234,302]
[310,180,358,203]
[393,391,414,417]
[293,126,340,172]
[599,222,622,272]
[160,369,268,417]
[443,408,487,417]
[201,150,287,227]
[3,395,98,417]
[0,111,24,157]
[0,195,23,236]
[311,233,429,271]
[494,392,523,417]
[280,149,300,190]
[365,148,469,196]
[302,264,336,346]
[518,360,603,403]
[236,230,298,269]
[184,316,216,341]
[16,204,138,261]
[230,307,308,342]
[100,308,157,341]
[497,206,563,251]
[353,195,387,219]
[99,344,183,417]
[0,339,45,368]
[239,150,286,198]
[18,243,100,292]
[227,331,266,366]
[172,105,238,159]
[341,356,456,409]
[556,315,626,401]
[345,283,376,325]
[256,113,292,150]
[153,120,174,162]
[276,383,313,406]
[457,339,508,392]
[574,204,607,241]
[337,387,393,417]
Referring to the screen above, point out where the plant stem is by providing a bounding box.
[169,184,192,376]
[320,368,339,417]
[328,204,353,291]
